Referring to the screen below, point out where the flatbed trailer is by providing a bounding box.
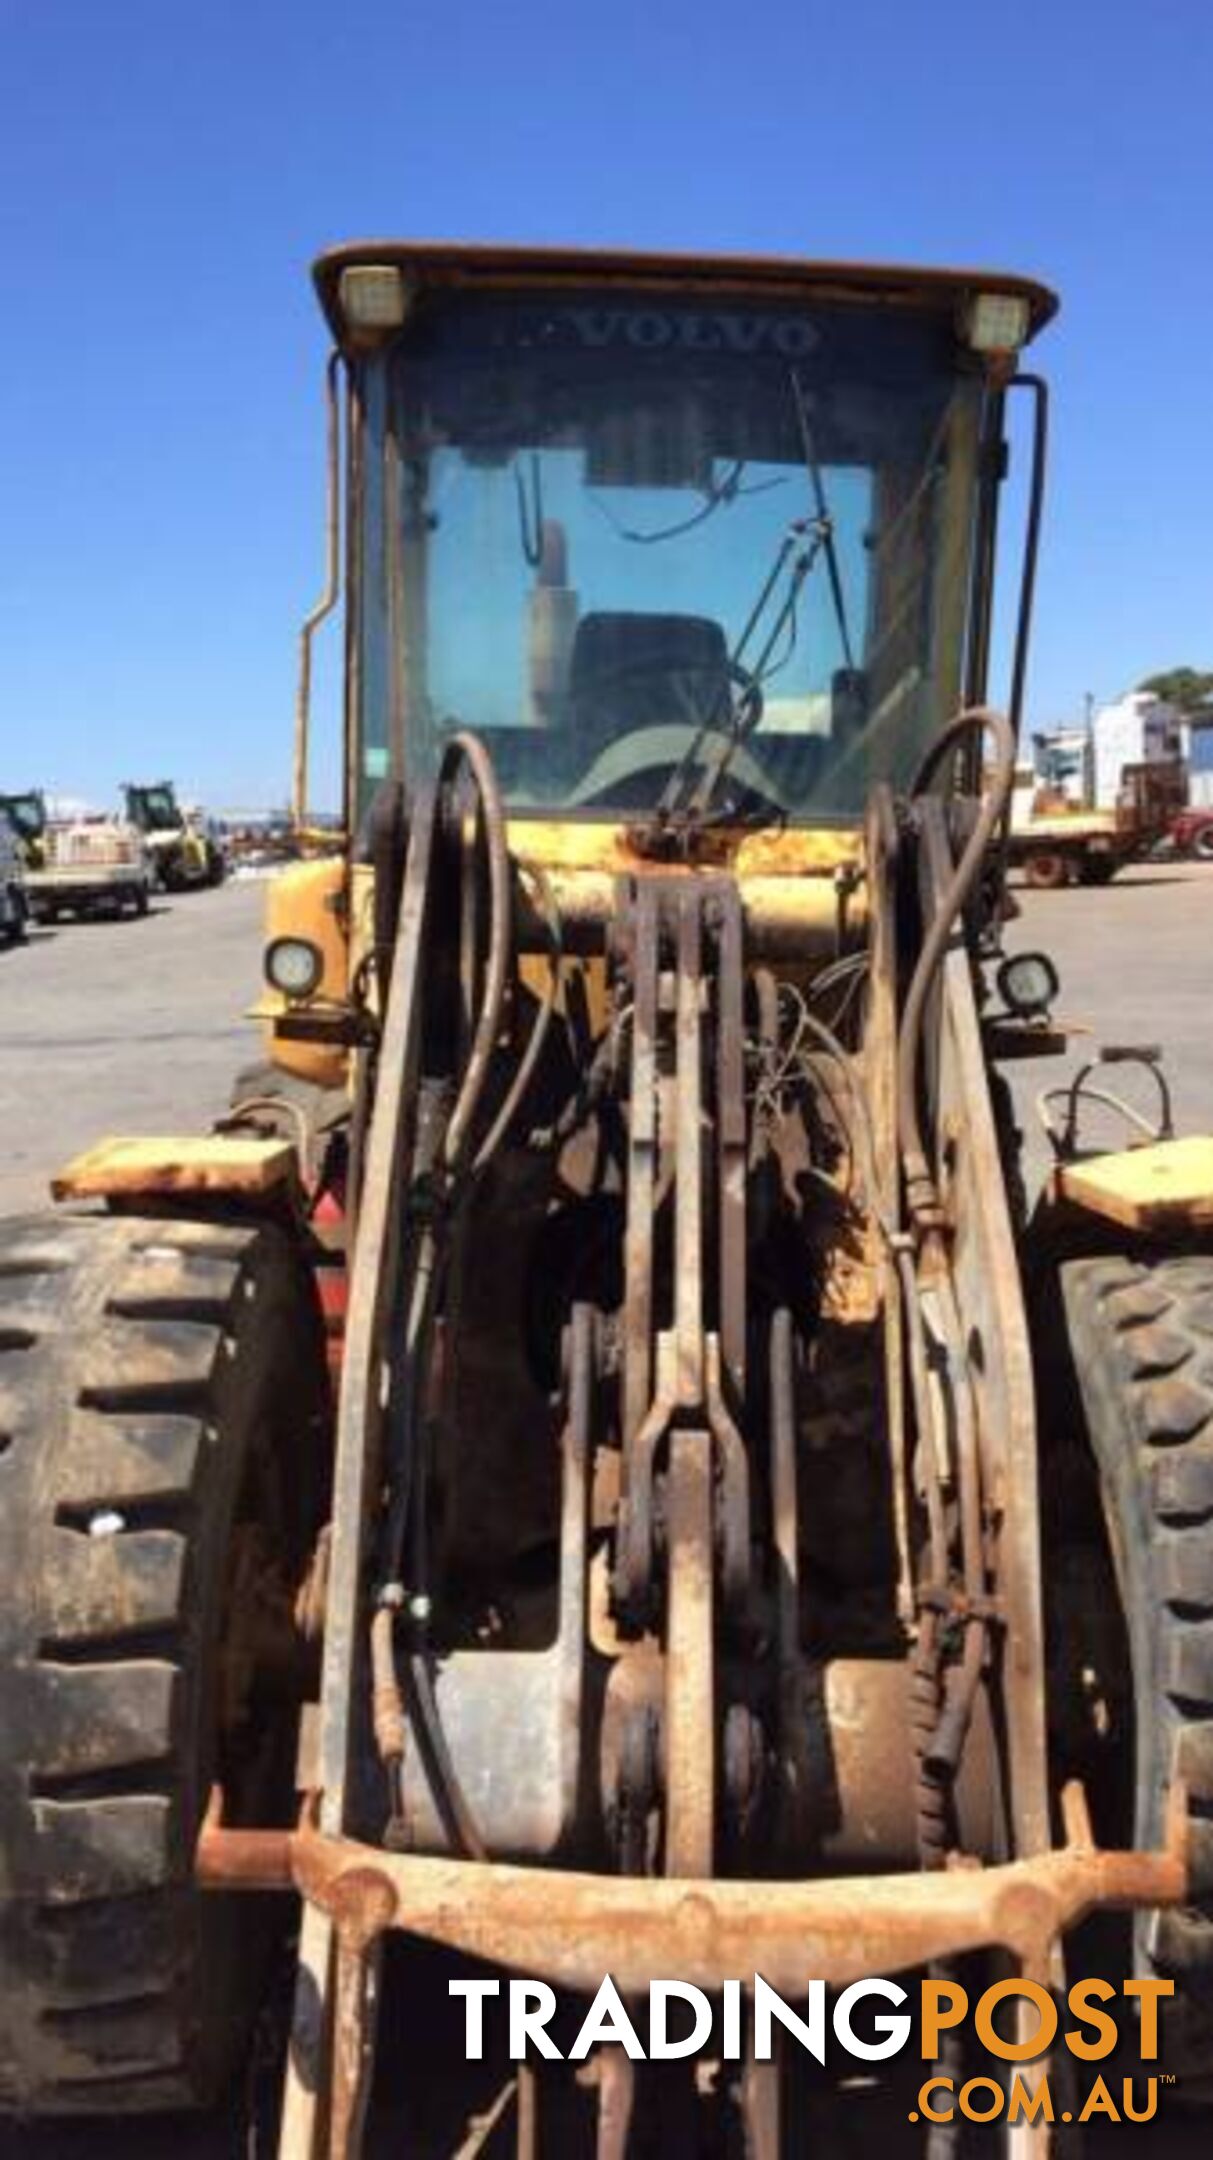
[1006,804,1128,887]
[24,816,151,920]
[25,859,150,920]
[1008,756,1185,887]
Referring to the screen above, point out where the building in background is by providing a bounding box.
[1183,706,1213,808]
[1090,690,1183,807]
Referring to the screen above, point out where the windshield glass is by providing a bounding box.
[358,289,983,824]
[129,787,180,831]
[0,793,44,842]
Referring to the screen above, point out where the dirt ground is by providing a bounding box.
[1,861,1211,2156]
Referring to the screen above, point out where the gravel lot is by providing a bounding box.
[0,881,264,1217]
[1005,859,1213,1196]
[1,859,1210,2158]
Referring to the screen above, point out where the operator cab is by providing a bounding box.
[314,244,1054,840]
[124,782,184,834]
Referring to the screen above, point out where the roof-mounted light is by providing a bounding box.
[964,290,1031,358]
[338,264,410,338]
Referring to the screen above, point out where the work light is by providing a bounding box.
[338,264,408,334]
[996,949,1059,1018]
[965,291,1031,356]
[264,935,324,1002]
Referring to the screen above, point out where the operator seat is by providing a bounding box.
[569,610,733,739]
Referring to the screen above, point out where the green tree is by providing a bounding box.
[1138,667,1213,712]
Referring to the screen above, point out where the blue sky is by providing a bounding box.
[1,0,1210,809]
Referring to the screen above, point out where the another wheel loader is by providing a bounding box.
[123,779,226,890]
[2,243,1211,2155]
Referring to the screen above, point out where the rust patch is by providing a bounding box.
[198,1779,1187,1998]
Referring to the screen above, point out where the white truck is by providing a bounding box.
[11,794,153,922]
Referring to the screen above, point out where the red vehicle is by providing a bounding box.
[1172,803,1213,860]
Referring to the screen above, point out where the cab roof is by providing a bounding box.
[313,239,1057,354]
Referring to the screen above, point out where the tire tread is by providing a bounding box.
[0,1209,325,2115]
[1062,1251,1213,2068]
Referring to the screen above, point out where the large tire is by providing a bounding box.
[1077,856,1117,886]
[1194,825,1213,863]
[1059,1253,1213,2073]
[0,1212,330,2115]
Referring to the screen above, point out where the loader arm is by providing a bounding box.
[193,727,1188,2160]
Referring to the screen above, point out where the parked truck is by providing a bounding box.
[0,790,152,921]
[1007,749,1185,887]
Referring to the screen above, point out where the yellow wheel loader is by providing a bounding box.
[1,243,1211,2155]
[123,780,226,890]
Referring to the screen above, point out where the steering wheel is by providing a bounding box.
[569,722,788,816]
[574,655,764,736]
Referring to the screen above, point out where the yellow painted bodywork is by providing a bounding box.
[260,854,351,1088]
[510,818,865,962]
[347,859,377,1004]
[52,1134,299,1204]
[506,819,862,881]
[1055,1135,1213,1232]
[254,817,863,1094]
[512,820,862,1012]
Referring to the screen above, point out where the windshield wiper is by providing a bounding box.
[640,524,800,836]
[789,369,856,674]
[680,524,825,822]
[638,378,859,850]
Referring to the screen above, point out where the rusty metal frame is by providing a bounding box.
[621,878,658,1463]
[280,784,441,2154]
[664,1428,716,1879]
[714,885,747,1409]
[616,880,750,1629]
[200,1775,1186,2038]
[316,788,440,1825]
[203,1783,1185,2160]
[919,801,1052,1864]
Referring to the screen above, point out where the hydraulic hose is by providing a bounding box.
[441,730,513,1177]
[896,708,1016,1231]
[372,733,565,1860]
[472,861,561,1174]
[793,1006,894,1244]
[376,732,510,1609]
[920,1270,988,1782]
[782,999,952,1594]
[406,1652,489,1861]
[370,1604,406,1822]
